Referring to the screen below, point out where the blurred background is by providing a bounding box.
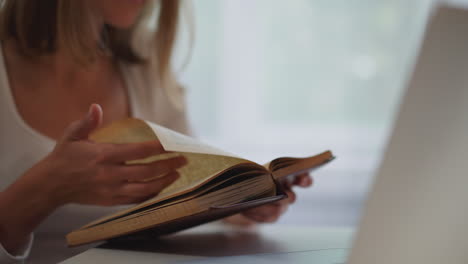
[172,0,459,228]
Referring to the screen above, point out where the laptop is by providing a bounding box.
[348,5,468,264]
[178,5,468,264]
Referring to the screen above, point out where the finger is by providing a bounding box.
[115,156,188,182]
[292,173,307,185]
[305,175,314,186]
[292,173,306,185]
[299,175,313,187]
[284,189,297,204]
[243,203,287,222]
[103,141,168,163]
[243,204,286,223]
[242,210,270,223]
[223,214,257,227]
[293,173,313,187]
[62,104,103,142]
[243,213,275,223]
[118,171,180,198]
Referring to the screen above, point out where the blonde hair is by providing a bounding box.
[0,0,181,85]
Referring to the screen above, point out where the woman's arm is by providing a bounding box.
[0,104,187,254]
[0,161,59,254]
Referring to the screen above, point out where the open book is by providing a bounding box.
[66,118,334,247]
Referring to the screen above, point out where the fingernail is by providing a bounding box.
[87,104,103,121]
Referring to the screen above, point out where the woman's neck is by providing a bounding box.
[4,38,115,93]
[2,37,130,140]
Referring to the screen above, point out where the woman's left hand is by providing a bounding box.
[223,173,314,226]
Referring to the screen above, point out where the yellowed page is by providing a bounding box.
[83,118,256,228]
[90,119,249,190]
[133,152,250,198]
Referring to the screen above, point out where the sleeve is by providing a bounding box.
[0,234,33,264]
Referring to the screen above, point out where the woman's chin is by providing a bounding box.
[106,16,139,29]
[97,0,146,29]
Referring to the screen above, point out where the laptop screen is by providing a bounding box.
[348,6,468,264]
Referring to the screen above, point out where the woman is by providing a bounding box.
[0,0,313,262]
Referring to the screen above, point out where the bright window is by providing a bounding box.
[177,0,434,226]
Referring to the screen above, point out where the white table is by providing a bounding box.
[61,224,354,264]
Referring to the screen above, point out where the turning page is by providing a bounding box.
[90,119,254,202]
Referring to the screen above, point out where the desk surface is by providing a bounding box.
[61,224,354,264]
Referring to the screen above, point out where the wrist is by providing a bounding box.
[0,158,61,241]
[23,154,67,209]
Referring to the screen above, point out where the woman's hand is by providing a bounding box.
[0,104,186,253]
[223,173,313,226]
[42,104,186,207]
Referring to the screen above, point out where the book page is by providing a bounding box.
[130,152,250,198]
[84,118,256,227]
[90,118,250,188]
[147,121,239,157]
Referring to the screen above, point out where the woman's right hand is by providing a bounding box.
[0,104,186,254]
[39,104,186,207]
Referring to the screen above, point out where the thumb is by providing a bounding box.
[62,104,103,142]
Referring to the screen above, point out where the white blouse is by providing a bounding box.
[0,43,190,263]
